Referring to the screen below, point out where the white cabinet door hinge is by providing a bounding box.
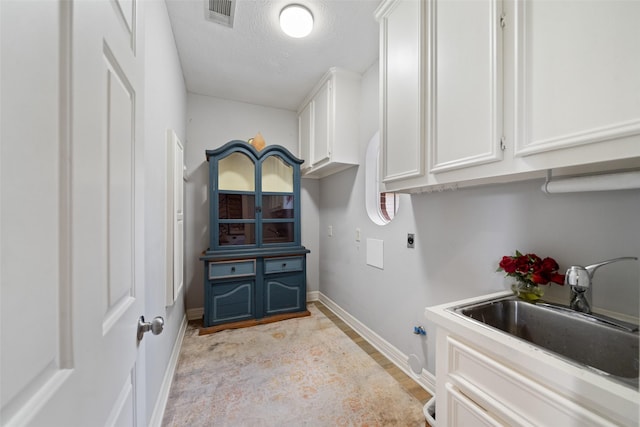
[500,13,506,29]
[500,136,506,151]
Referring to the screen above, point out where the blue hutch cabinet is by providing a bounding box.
[200,140,310,331]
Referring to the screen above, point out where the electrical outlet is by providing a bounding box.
[407,233,415,248]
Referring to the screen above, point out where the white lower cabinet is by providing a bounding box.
[445,383,503,427]
[438,335,619,427]
[427,293,639,427]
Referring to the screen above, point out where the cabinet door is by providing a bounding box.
[261,155,296,246]
[514,0,640,157]
[312,79,331,167]
[429,0,504,173]
[379,0,426,183]
[214,151,257,249]
[205,279,255,326]
[445,384,503,427]
[298,101,312,170]
[263,272,306,316]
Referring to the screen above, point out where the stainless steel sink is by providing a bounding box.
[451,296,639,388]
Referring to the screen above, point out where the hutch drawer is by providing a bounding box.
[208,259,256,279]
[264,256,304,274]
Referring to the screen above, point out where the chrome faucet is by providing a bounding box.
[565,257,638,313]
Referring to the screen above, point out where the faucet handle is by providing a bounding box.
[566,256,637,314]
[584,257,638,277]
[565,257,638,289]
[564,265,592,289]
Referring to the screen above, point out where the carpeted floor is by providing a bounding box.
[162,303,427,426]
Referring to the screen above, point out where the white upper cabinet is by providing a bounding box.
[298,101,312,170]
[511,0,640,163]
[312,80,331,166]
[297,67,361,179]
[429,0,504,174]
[378,0,640,193]
[375,0,427,184]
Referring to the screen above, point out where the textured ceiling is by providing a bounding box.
[165,0,380,111]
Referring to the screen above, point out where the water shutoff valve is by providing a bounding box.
[413,326,426,336]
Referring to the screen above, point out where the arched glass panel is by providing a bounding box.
[218,152,255,191]
[262,155,293,192]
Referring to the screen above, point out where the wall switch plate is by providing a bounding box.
[355,228,361,241]
[407,233,415,248]
[328,225,333,237]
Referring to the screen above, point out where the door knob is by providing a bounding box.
[137,315,164,341]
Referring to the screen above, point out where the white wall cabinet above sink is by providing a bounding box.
[375,0,427,184]
[508,0,640,170]
[376,0,640,194]
[297,67,361,179]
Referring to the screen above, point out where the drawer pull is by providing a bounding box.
[282,263,287,268]
[231,266,236,272]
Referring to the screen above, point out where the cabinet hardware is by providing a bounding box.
[500,136,506,151]
[500,13,506,29]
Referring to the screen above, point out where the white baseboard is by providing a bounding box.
[186,307,203,321]
[148,314,188,427]
[307,290,320,302]
[317,292,436,395]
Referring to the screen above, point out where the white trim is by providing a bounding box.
[148,314,188,427]
[516,120,640,158]
[2,368,73,427]
[186,307,204,321]
[317,292,435,395]
[307,290,320,302]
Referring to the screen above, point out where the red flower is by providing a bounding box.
[550,273,566,285]
[515,256,531,274]
[540,257,559,273]
[499,256,517,273]
[497,250,564,287]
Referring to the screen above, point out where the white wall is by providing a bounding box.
[319,60,640,376]
[143,1,187,422]
[184,94,320,312]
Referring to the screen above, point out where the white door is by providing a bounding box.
[1,1,148,426]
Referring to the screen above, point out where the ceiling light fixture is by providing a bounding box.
[279,4,314,38]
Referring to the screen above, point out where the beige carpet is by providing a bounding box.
[162,304,426,426]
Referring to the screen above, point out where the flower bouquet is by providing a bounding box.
[498,250,565,301]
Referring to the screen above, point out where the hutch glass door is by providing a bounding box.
[261,155,295,245]
[217,152,256,246]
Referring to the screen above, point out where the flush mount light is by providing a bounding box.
[279,4,313,38]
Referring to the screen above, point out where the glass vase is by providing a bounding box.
[511,280,544,301]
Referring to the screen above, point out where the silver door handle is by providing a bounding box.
[137,315,164,341]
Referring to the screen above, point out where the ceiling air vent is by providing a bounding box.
[206,0,236,28]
